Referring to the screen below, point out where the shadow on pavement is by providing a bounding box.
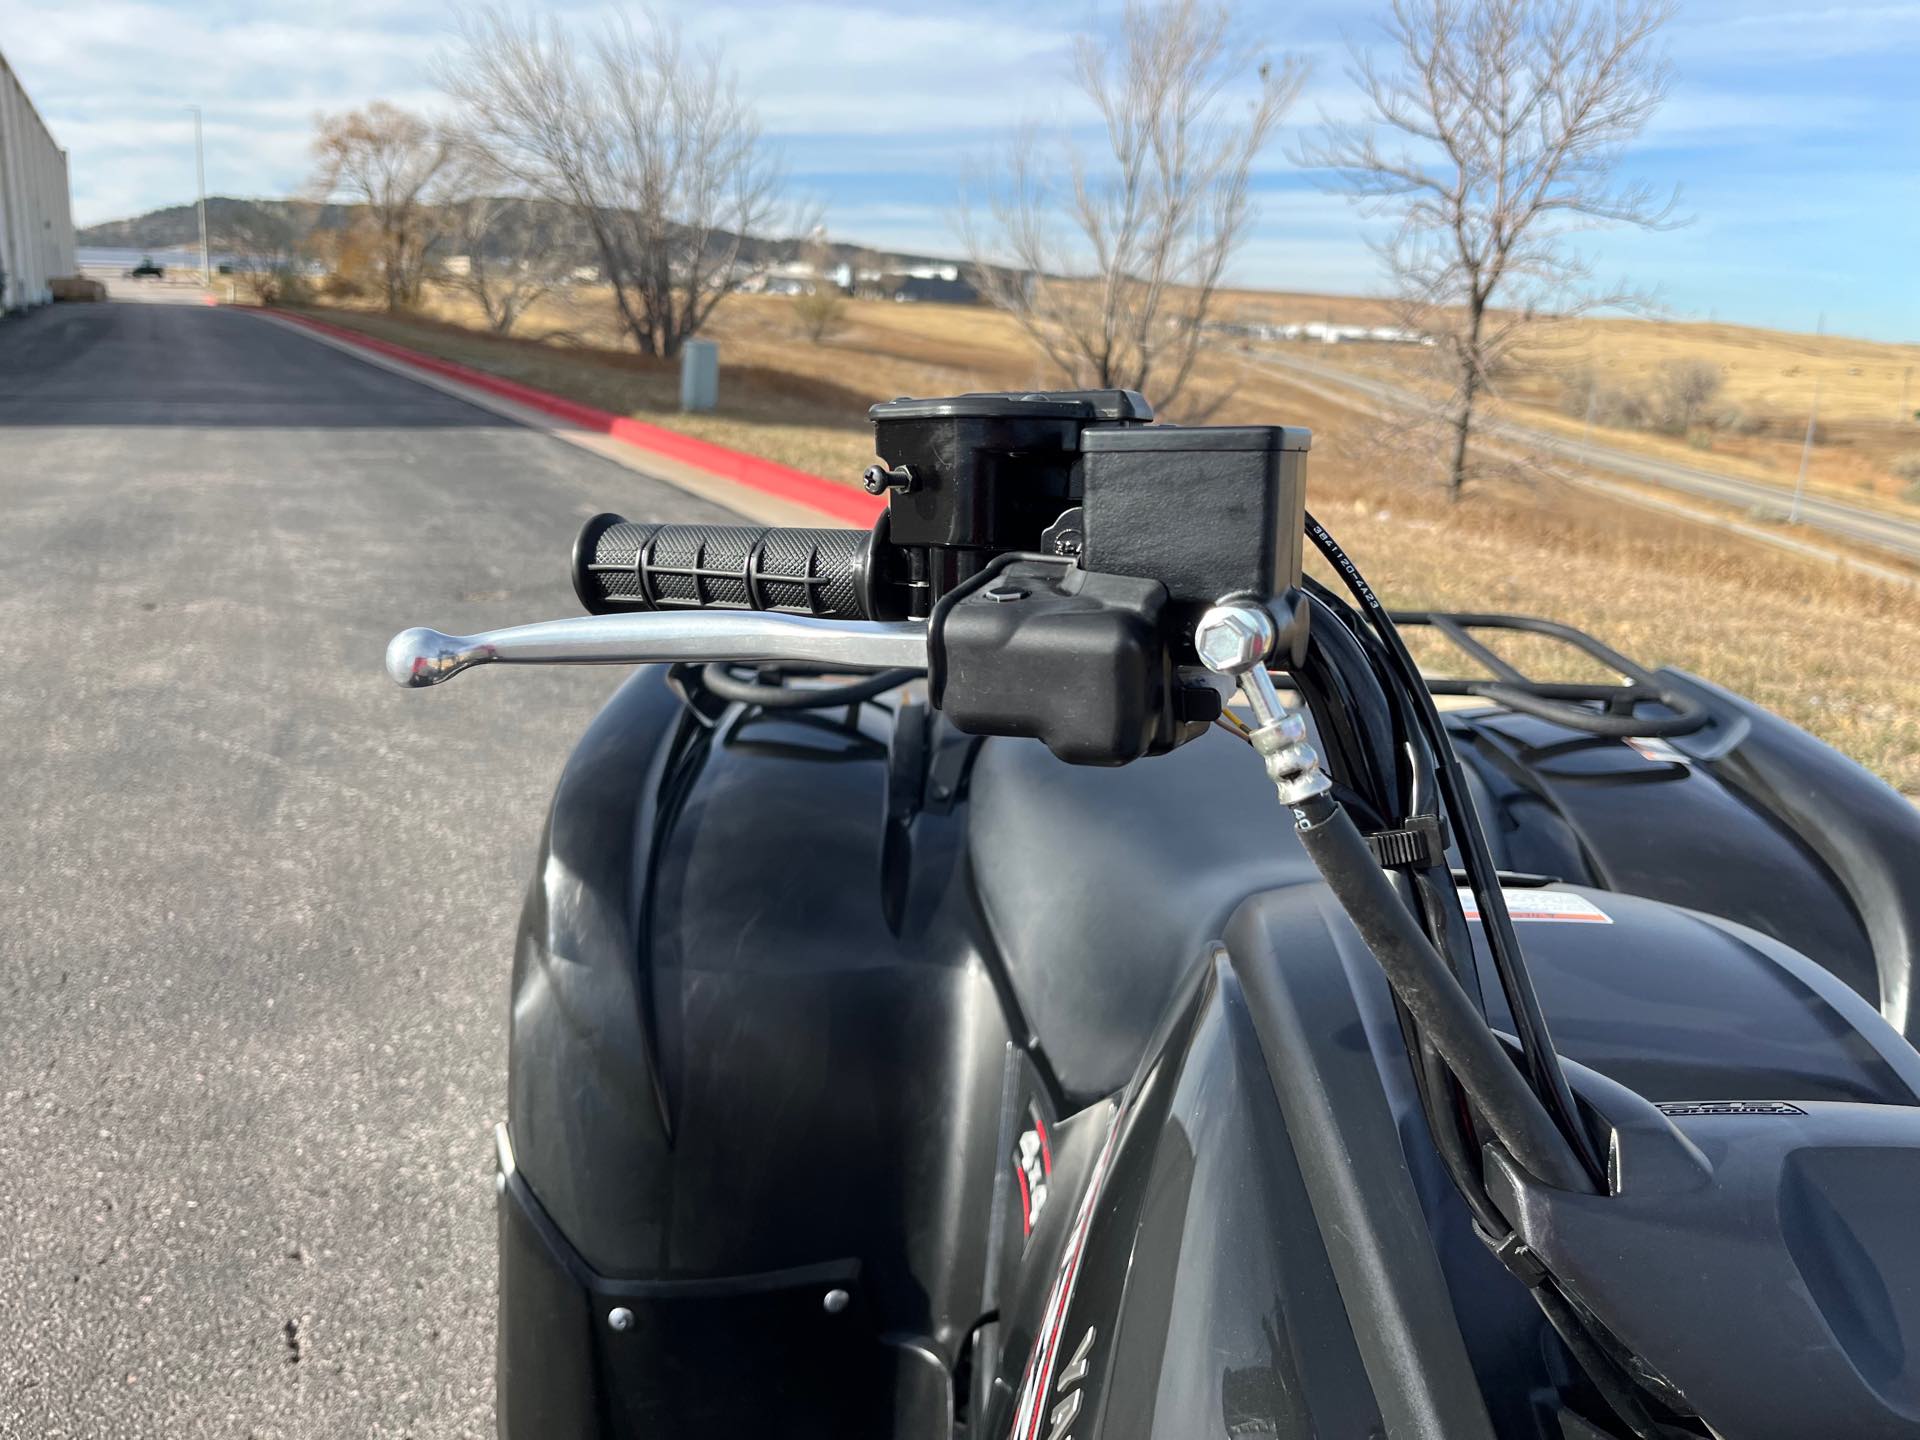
[0,300,510,429]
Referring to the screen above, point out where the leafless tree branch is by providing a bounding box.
[1299,0,1679,496]
[310,102,455,311]
[961,0,1307,415]
[441,139,585,335]
[442,7,788,359]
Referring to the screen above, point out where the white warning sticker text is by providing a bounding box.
[1458,887,1614,925]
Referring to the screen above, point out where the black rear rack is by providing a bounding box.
[1388,611,1710,738]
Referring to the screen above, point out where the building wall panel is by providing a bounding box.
[0,51,76,311]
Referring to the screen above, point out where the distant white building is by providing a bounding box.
[1215,318,1434,347]
[741,257,838,296]
[0,49,76,310]
[735,250,975,301]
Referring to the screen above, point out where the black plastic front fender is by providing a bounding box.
[508,667,688,1273]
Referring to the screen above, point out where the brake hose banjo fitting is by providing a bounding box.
[1194,602,1333,808]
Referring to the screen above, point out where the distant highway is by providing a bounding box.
[1254,347,1920,569]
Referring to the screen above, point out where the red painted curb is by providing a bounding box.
[264,308,885,527]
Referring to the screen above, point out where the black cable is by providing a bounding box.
[1302,580,1511,1224]
[1305,512,1607,1188]
[1290,794,1592,1193]
[700,664,922,710]
[1388,990,1510,1235]
[1533,1284,1702,1440]
[1291,594,1404,825]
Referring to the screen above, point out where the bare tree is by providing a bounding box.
[792,281,848,344]
[311,102,455,311]
[442,9,785,359]
[789,232,848,343]
[442,144,583,335]
[447,193,568,335]
[1654,357,1722,434]
[214,201,314,306]
[1301,0,1677,497]
[962,0,1306,414]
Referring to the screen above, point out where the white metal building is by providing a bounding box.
[0,50,75,311]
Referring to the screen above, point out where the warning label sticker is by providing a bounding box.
[1458,887,1614,925]
[1624,736,1691,766]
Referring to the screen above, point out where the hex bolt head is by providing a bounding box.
[822,1288,850,1315]
[607,1307,635,1332]
[1193,603,1278,676]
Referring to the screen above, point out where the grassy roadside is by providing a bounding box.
[1258,328,1920,508]
[286,298,1920,792]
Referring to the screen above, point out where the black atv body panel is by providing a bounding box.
[500,662,1920,1438]
[502,668,1005,1437]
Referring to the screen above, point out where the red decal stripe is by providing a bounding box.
[1011,1104,1124,1440]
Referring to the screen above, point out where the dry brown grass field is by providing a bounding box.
[295,287,1920,791]
[1213,296,1920,508]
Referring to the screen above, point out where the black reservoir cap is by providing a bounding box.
[1080,423,1310,610]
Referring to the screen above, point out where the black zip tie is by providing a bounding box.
[1365,815,1448,869]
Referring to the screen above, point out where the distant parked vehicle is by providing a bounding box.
[127,257,165,279]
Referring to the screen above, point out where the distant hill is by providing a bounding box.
[79,197,966,277]
[79,198,353,249]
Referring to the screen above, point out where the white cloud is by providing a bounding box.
[1667,1,1920,62]
[0,0,455,220]
[1640,88,1879,147]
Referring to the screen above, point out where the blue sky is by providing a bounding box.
[3,0,1914,340]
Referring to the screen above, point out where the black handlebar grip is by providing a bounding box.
[571,514,876,620]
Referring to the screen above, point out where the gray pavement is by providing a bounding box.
[0,297,738,1436]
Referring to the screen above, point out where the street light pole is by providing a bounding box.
[190,105,209,282]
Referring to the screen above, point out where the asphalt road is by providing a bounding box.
[0,297,737,1436]
[1255,347,1920,565]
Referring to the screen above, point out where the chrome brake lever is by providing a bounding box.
[385,613,929,689]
